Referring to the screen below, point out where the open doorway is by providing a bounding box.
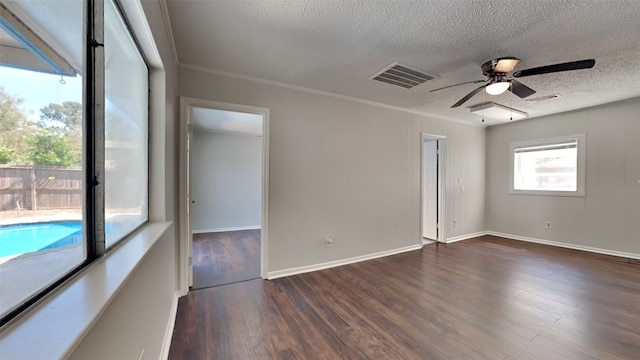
[190,108,262,289]
[179,98,269,293]
[421,134,445,243]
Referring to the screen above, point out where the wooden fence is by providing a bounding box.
[0,165,82,211]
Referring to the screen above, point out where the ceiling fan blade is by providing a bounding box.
[451,85,486,108]
[512,59,595,77]
[430,79,486,93]
[509,80,536,98]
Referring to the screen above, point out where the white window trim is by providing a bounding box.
[509,134,586,197]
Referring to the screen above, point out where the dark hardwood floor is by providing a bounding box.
[170,235,640,359]
[192,230,260,290]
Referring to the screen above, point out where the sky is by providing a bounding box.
[0,66,83,122]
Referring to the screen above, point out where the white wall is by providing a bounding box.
[179,68,486,273]
[67,230,177,360]
[486,98,640,256]
[67,1,180,359]
[192,131,262,232]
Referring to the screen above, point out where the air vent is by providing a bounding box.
[371,62,436,89]
[526,94,562,102]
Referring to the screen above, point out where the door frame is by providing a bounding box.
[420,133,446,244]
[179,97,270,295]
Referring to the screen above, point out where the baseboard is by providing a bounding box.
[487,231,640,260]
[159,291,180,360]
[422,238,437,245]
[445,231,487,243]
[192,225,261,234]
[267,243,423,280]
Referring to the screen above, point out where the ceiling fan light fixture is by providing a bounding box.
[470,102,528,122]
[485,81,510,95]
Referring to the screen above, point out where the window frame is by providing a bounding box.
[509,134,586,197]
[0,0,150,328]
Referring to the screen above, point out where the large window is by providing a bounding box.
[0,0,148,326]
[510,135,585,196]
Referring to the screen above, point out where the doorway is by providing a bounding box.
[179,98,269,294]
[421,134,445,243]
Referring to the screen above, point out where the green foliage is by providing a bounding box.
[0,87,26,131]
[40,101,82,135]
[28,129,76,166]
[0,87,82,166]
[0,146,12,164]
[0,87,33,164]
[38,101,82,165]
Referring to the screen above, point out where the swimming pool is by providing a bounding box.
[0,221,83,258]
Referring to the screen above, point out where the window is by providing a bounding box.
[510,135,585,196]
[104,0,149,247]
[0,0,148,326]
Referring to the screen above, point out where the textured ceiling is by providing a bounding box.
[165,0,640,126]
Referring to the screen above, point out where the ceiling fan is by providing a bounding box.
[431,57,595,108]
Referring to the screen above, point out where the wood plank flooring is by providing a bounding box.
[170,235,640,359]
[192,230,260,290]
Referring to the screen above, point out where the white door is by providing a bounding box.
[423,140,438,240]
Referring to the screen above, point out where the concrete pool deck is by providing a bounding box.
[0,210,82,226]
[1,211,83,316]
[0,245,84,317]
[0,210,144,317]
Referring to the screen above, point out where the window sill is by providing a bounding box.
[0,221,172,360]
[509,190,585,197]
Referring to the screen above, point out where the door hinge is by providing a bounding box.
[188,257,192,265]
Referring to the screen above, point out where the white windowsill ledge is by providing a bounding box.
[0,221,172,360]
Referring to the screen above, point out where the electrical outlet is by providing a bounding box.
[453,219,457,227]
[545,221,552,229]
[325,235,334,247]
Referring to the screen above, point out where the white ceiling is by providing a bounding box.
[164,0,640,126]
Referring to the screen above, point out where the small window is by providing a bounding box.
[510,135,585,196]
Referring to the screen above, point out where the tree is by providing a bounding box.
[28,128,76,166]
[40,101,82,136]
[38,101,82,165]
[0,146,11,164]
[0,87,26,131]
[0,87,32,164]
[0,89,82,166]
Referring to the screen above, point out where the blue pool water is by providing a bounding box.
[0,221,83,258]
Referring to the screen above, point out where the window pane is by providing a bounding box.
[104,0,149,248]
[514,142,578,191]
[0,2,85,318]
